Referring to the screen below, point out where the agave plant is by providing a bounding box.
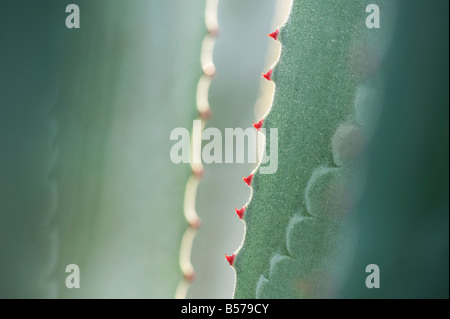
[0,0,447,299]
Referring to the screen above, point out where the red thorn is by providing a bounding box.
[192,166,205,179]
[189,217,202,229]
[235,207,245,219]
[253,118,264,131]
[208,26,220,37]
[184,271,196,283]
[262,69,272,81]
[203,62,216,78]
[243,174,253,186]
[199,108,212,120]
[267,29,279,41]
[225,254,235,266]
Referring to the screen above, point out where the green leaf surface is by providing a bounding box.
[233,0,396,299]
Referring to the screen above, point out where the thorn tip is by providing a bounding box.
[192,166,205,179]
[189,217,202,229]
[199,108,212,120]
[267,29,279,41]
[243,174,253,186]
[235,207,245,219]
[184,271,196,283]
[262,69,272,81]
[208,26,220,37]
[253,119,264,131]
[225,254,235,266]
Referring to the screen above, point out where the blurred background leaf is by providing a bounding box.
[339,0,449,298]
[1,0,207,298]
[187,0,282,298]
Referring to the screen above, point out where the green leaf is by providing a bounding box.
[233,0,396,299]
